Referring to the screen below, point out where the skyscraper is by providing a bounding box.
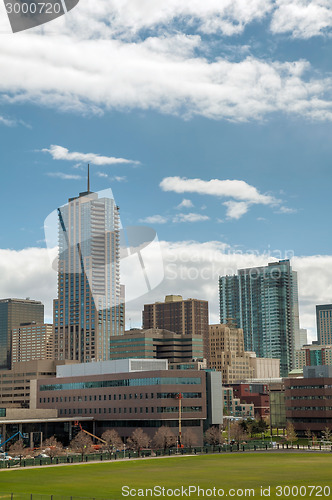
[219,260,300,377]
[316,304,332,345]
[53,178,124,363]
[0,298,44,370]
[142,295,209,361]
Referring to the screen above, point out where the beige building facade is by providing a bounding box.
[12,323,53,364]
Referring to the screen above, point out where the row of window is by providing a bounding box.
[40,377,202,392]
[58,406,202,416]
[39,391,202,404]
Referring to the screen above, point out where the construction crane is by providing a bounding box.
[0,431,26,450]
[73,421,107,446]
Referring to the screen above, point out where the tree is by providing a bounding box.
[321,427,332,443]
[205,426,224,446]
[70,430,93,460]
[152,427,176,452]
[305,428,312,445]
[43,436,64,460]
[182,429,197,450]
[8,439,29,464]
[229,422,247,444]
[101,429,123,457]
[285,422,297,447]
[127,428,150,457]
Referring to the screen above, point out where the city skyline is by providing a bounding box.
[0,1,332,340]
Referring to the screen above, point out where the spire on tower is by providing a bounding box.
[87,164,90,192]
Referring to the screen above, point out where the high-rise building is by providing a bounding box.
[53,180,124,363]
[11,323,53,364]
[219,260,300,377]
[316,304,332,345]
[142,295,209,360]
[0,298,44,370]
[209,321,279,384]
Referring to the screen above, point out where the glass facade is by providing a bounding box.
[219,260,299,377]
[40,376,202,392]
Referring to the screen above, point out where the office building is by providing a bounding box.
[53,178,124,363]
[219,260,300,377]
[285,365,332,436]
[209,322,279,384]
[316,304,332,345]
[0,359,72,408]
[231,383,270,419]
[109,328,204,363]
[11,323,53,364]
[35,358,223,445]
[0,298,44,370]
[295,344,332,370]
[143,295,209,361]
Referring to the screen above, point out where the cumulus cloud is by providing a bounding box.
[271,0,332,38]
[223,201,250,219]
[160,176,283,218]
[0,33,331,122]
[176,199,194,209]
[0,247,57,322]
[41,145,140,166]
[139,215,168,224]
[160,176,278,204]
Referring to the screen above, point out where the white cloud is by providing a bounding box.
[0,247,57,322]
[173,213,210,223]
[97,172,108,178]
[41,145,140,166]
[271,0,332,38]
[139,215,168,224]
[276,206,298,214]
[0,116,15,126]
[176,199,194,209]
[0,33,331,122]
[223,201,250,219]
[160,176,278,204]
[47,172,82,180]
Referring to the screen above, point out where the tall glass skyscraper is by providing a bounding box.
[53,185,124,363]
[219,260,300,377]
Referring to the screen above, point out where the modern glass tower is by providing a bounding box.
[219,260,300,377]
[53,177,124,363]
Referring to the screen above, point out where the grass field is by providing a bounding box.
[0,453,331,499]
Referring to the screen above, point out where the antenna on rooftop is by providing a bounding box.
[87,164,90,192]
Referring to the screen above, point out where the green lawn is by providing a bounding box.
[0,453,331,499]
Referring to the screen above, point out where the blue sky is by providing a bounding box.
[0,0,332,337]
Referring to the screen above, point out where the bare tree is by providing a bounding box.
[205,426,224,446]
[182,429,197,450]
[285,422,297,448]
[8,439,30,464]
[321,427,332,443]
[229,422,247,444]
[101,429,123,457]
[305,428,312,445]
[70,430,93,460]
[152,426,176,452]
[127,428,150,457]
[43,436,64,460]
